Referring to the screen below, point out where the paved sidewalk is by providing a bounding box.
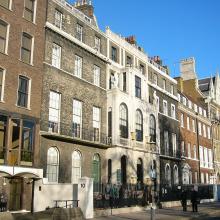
[93,203,220,220]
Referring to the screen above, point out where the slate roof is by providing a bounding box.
[198,77,215,92]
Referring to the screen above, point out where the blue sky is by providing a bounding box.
[69,0,220,79]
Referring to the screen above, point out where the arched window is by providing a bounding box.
[173,165,179,185]
[92,154,101,192]
[72,150,82,184]
[46,147,59,183]
[136,110,143,141]
[165,164,171,186]
[149,114,156,142]
[119,103,128,138]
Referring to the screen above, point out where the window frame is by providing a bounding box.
[93,65,100,86]
[23,0,37,23]
[72,99,82,138]
[149,114,156,143]
[74,54,82,78]
[76,23,83,42]
[94,36,101,52]
[0,19,9,54]
[171,104,176,119]
[135,109,143,142]
[21,32,34,65]
[119,103,128,139]
[0,0,12,10]
[163,100,168,115]
[72,150,82,184]
[17,75,31,109]
[135,75,141,99]
[54,9,63,29]
[0,67,6,102]
[52,43,61,69]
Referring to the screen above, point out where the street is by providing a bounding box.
[93,203,220,220]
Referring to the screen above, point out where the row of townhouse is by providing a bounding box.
[0,0,219,212]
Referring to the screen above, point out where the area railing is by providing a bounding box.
[54,200,79,209]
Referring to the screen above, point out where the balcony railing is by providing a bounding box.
[148,59,168,74]
[41,121,111,146]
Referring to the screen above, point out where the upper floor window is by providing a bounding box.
[182,97,187,106]
[188,143,191,158]
[119,103,128,138]
[76,23,83,42]
[172,133,177,156]
[163,79,166,90]
[193,145,197,159]
[149,115,156,142]
[0,20,8,54]
[198,122,202,135]
[164,131,169,155]
[48,91,61,133]
[203,110,207,117]
[74,55,82,78]
[94,36,101,52]
[163,100,168,115]
[126,56,132,66]
[0,0,10,9]
[171,104,176,119]
[192,119,195,132]
[207,127,211,139]
[135,76,141,98]
[17,76,30,108]
[199,107,203,115]
[122,72,126,92]
[46,147,59,183]
[171,85,174,95]
[72,151,82,184]
[174,165,179,185]
[153,73,158,85]
[140,64,145,75]
[203,124,206,138]
[24,0,36,22]
[54,10,63,29]
[93,107,101,141]
[72,99,82,138]
[187,116,190,130]
[165,164,171,186]
[194,104,198,112]
[21,33,33,64]
[52,43,61,68]
[180,113,184,127]
[94,65,100,86]
[136,110,143,142]
[188,100,192,109]
[0,68,5,101]
[111,46,117,62]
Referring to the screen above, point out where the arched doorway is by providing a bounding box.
[121,156,127,184]
[137,158,143,183]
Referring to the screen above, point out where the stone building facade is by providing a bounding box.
[0,0,46,211]
[199,73,220,184]
[40,0,109,190]
[178,58,214,184]
[105,29,159,187]
[148,57,181,189]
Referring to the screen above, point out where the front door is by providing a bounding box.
[9,179,22,211]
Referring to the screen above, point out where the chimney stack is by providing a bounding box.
[75,0,94,18]
[125,36,137,45]
[180,57,197,81]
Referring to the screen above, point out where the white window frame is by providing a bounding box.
[163,100,168,116]
[54,9,63,29]
[72,150,82,184]
[182,97,186,106]
[23,0,37,23]
[198,122,202,135]
[72,99,82,138]
[0,67,6,102]
[204,147,208,168]
[76,23,83,42]
[0,0,12,10]
[48,91,61,133]
[170,85,174,95]
[207,127,211,139]
[188,100,192,109]
[93,65,100,86]
[74,55,82,78]
[203,124,206,138]
[193,145,197,159]
[173,165,179,185]
[52,43,61,68]
[192,119,195,132]
[203,110,207,117]
[93,106,101,141]
[199,146,204,167]
[180,113,184,127]
[199,107,203,115]
[194,104,198,112]
[94,36,101,52]
[208,149,213,168]
[171,104,176,119]
[21,32,34,65]
[172,133,177,156]
[0,19,10,55]
[188,143,191,158]
[187,116,190,130]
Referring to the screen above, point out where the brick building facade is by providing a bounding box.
[0,0,46,211]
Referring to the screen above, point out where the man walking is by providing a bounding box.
[181,189,187,211]
[191,188,198,212]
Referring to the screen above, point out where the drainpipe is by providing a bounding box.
[31,179,35,213]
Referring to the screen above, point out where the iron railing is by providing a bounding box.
[41,121,111,145]
[20,150,33,162]
[54,200,79,208]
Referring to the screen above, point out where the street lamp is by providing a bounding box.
[150,166,157,220]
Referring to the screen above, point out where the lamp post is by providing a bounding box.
[150,168,156,220]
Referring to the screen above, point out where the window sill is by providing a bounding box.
[19,59,34,67]
[22,16,36,25]
[0,51,8,56]
[15,104,31,111]
[0,100,5,103]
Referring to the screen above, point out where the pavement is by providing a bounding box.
[93,202,220,220]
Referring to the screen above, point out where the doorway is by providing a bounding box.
[121,156,127,184]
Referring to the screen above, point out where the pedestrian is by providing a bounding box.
[113,184,119,208]
[0,191,7,212]
[181,189,187,211]
[191,188,198,212]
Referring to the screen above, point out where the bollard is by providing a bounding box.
[150,206,155,220]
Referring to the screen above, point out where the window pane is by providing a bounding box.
[24,0,34,22]
[17,76,29,107]
[0,21,7,53]
[0,0,9,8]
[21,33,32,63]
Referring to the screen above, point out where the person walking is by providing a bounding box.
[181,189,187,211]
[191,188,198,212]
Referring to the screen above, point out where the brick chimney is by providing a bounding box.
[75,0,94,18]
[180,57,197,81]
[125,36,137,45]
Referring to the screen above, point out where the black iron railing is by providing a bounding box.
[21,150,33,162]
[41,121,111,145]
